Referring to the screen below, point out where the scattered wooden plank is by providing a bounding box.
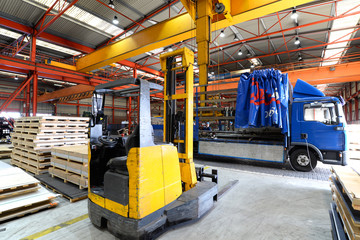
[0,168,39,193]
[0,186,40,200]
[331,179,360,240]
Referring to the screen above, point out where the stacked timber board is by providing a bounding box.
[0,144,12,159]
[49,145,88,189]
[11,116,89,175]
[0,163,58,222]
[330,166,360,240]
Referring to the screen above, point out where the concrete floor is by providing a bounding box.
[0,159,332,240]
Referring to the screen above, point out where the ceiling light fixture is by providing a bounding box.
[108,0,115,9]
[147,19,157,25]
[113,16,119,25]
[14,75,18,80]
[250,64,255,69]
[291,9,298,20]
[168,47,173,52]
[294,37,300,45]
[238,50,243,56]
[220,30,225,38]
[234,36,239,41]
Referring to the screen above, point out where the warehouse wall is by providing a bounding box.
[341,81,360,124]
[0,81,128,123]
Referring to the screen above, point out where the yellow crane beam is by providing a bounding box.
[75,0,316,73]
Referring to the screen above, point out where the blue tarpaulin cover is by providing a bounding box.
[235,69,290,135]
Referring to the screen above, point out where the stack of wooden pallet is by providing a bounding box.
[0,163,58,222]
[348,125,360,161]
[330,166,360,240]
[49,145,88,189]
[10,116,89,175]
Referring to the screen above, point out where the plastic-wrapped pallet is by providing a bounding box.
[49,145,88,189]
[11,116,89,175]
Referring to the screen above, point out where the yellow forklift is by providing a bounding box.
[88,48,218,239]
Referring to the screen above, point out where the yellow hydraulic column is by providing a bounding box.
[196,0,213,106]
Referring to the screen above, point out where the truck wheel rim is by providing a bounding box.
[297,154,310,166]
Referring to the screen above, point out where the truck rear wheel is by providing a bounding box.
[290,149,317,172]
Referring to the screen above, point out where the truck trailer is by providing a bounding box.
[195,69,347,172]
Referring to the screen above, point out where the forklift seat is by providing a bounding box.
[106,125,140,175]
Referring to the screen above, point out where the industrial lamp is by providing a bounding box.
[108,0,115,9]
[113,16,119,25]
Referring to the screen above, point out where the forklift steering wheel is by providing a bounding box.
[98,135,117,147]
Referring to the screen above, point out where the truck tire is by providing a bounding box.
[290,149,317,172]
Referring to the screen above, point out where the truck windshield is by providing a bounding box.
[304,102,337,125]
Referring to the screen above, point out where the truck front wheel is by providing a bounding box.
[290,149,317,172]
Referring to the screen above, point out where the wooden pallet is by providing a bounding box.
[51,145,88,163]
[331,166,360,211]
[10,158,49,175]
[14,128,88,135]
[11,153,51,168]
[35,173,87,203]
[49,167,87,189]
[12,148,51,162]
[15,116,89,123]
[51,156,87,178]
[11,132,87,141]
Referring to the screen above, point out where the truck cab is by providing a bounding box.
[288,82,348,171]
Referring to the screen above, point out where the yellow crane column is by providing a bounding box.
[196,0,213,106]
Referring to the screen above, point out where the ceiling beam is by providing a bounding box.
[38,84,95,102]
[285,61,360,85]
[75,0,316,73]
[0,16,162,76]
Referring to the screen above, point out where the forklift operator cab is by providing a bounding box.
[89,78,182,217]
[88,48,217,240]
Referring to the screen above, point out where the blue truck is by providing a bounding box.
[195,69,347,171]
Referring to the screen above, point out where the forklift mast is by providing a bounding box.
[160,47,197,191]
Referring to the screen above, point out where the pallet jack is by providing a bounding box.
[88,48,218,239]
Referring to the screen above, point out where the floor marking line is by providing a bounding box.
[20,214,89,240]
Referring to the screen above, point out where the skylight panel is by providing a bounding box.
[32,0,124,36]
[321,0,360,66]
[0,27,81,56]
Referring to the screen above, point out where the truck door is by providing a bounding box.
[300,102,345,156]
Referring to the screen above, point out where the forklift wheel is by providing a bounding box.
[290,149,317,172]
